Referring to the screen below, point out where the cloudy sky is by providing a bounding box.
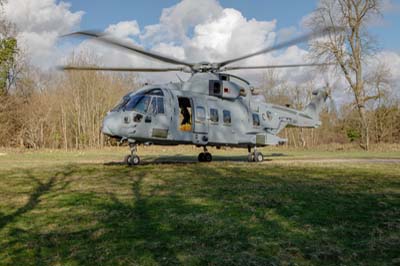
[3,0,400,92]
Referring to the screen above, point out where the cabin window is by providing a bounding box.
[223,110,231,124]
[149,97,164,114]
[252,113,260,127]
[210,108,219,123]
[196,106,206,122]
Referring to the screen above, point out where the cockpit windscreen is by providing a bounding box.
[111,88,165,114]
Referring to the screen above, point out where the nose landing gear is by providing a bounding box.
[125,143,141,166]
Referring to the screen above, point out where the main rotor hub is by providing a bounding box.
[191,62,219,73]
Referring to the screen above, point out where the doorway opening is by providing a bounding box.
[178,97,192,131]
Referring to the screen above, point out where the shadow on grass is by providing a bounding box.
[1,162,399,265]
[104,154,276,166]
[0,168,75,230]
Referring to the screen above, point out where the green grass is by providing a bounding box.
[0,148,399,265]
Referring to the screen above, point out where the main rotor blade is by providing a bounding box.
[221,63,334,71]
[64,31,194,68]
[216,26,343,68]
[59,66,189,72]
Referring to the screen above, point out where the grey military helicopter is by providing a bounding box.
[62,27,338,165]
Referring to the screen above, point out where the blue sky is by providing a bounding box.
[4,0,399,99]
[67,0,400,52]
[67,0,315,30]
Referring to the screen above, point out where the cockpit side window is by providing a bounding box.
[149,96,165,114]
[125,95,151,113]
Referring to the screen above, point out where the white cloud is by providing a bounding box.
[3,0,84,68]
[105,21,140,38]
[187,8,276,63]
[152,43,186,60]
[140,0,223,44]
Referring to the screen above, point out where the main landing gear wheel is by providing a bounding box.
[247,146,263,163]
[198,152,212,162]
[130,155,141,165]
[254,151,264,163]
[204,152,212,162]
[125,154,141,166]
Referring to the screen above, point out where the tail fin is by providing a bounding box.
[303,89,328,120]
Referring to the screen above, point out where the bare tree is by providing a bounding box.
[307,0,381,150]
[0,0,18,95]
[364,62,396,143]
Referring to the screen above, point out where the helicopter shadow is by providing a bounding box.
[103,153,283,166]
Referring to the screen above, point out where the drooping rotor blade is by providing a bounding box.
[59,66,190,72]
[216,26,343,68]
[63,31,194,68]
[221,63,335,71]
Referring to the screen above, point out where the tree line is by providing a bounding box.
[0,0,399,150]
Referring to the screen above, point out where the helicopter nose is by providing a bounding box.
[102,123,113,136]
[102,113,118,136]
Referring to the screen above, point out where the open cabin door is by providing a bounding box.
[192,98,209,145]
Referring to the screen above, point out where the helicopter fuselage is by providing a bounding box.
[102,72,325,148]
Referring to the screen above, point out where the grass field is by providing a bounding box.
[0,147,399,265]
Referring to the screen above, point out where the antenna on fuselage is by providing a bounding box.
[176,74,184,83]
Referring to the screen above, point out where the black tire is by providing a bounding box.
[124,155,132,165]
[131,155,141,165]
[254,152,263,163]
[204,152,212,162]
[247,153,254,162]
[198,152,205,162]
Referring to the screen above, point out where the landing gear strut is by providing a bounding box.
[124,142,141,166]
[248,146,263,163]
[198,146,212,162]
